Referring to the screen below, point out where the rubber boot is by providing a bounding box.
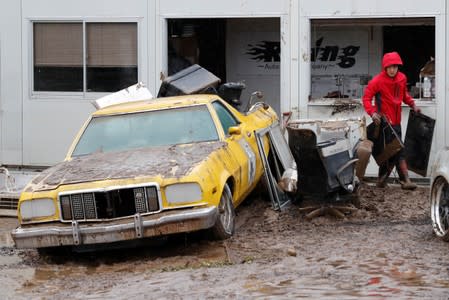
[397,160,417,190]
[377,163,393,188]
[355,140,373,182]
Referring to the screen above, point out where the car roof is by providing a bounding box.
[93,94,221,116]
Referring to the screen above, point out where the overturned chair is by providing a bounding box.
[287,119,366,219]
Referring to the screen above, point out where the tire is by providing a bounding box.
[430,177,449,241]
[211,184,235,240]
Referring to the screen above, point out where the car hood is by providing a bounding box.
[25,141,226,192]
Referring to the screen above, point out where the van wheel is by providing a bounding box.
[431,177,449,241]
[211,184,235,240]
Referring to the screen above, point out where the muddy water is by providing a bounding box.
[1,185,449,299]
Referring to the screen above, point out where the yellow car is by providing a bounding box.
[12,94,277,249]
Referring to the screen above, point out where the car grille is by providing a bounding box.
[0,197,18,210]
[59,185,160,221]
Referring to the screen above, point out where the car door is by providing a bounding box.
[211,100,257,202]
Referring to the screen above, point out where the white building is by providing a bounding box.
[0,0,446,176]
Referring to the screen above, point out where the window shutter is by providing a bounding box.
[87,23,137,67]
[34,23,83,67]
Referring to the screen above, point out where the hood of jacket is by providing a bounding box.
[382,51,403,69]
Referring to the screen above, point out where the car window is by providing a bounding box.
[212,101,239,135]
[72,105,219,156]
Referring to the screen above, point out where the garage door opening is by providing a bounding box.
[167,18,281,113]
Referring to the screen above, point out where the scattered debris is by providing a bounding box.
[330,99,361,115]
[287,248,297,257]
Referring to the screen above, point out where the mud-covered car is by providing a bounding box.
[430,147,449,241]
[12,94,277,249]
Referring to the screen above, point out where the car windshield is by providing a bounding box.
[72,104,219,156]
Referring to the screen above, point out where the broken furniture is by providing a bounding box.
[366,110,435,184]
[287,119,365,219]
[218,82,246,110]
[158,64,246,110]
[404,110,435,177]
[157,64,221,97]
[255,122,297,211]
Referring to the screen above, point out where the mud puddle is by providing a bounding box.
[2,185,449,299]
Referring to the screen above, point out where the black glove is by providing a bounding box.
[412,105,421,114]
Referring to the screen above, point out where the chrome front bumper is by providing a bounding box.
[12,206,217,249]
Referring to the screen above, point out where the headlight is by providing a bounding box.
[165,183,202,204]
[20,198,56,220]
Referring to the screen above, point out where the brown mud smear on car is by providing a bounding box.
[26,141,226,192]
[3,185,449,298]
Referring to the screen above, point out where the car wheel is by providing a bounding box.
[431,177,449,241]
[211,184,235,240]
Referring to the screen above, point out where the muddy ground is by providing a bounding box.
[1,184,449,299]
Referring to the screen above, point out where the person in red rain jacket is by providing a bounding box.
[362,51,420,190]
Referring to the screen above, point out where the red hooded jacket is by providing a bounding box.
[362,52,416,125]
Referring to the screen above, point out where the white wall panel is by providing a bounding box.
[159,0,288,17]
[22,101,94,165]
[22,0,146,18]
[301,0,445,17]
[0,1,23,164]
[288,0,299,118]
[446,2,449,147]
[298,14,310,119]
[434,14,446,152]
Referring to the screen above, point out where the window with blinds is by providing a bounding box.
[34,23,83,91]
[33,22,138,93]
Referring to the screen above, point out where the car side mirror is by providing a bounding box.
[228,126,241,135]
[245,91,264,112]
